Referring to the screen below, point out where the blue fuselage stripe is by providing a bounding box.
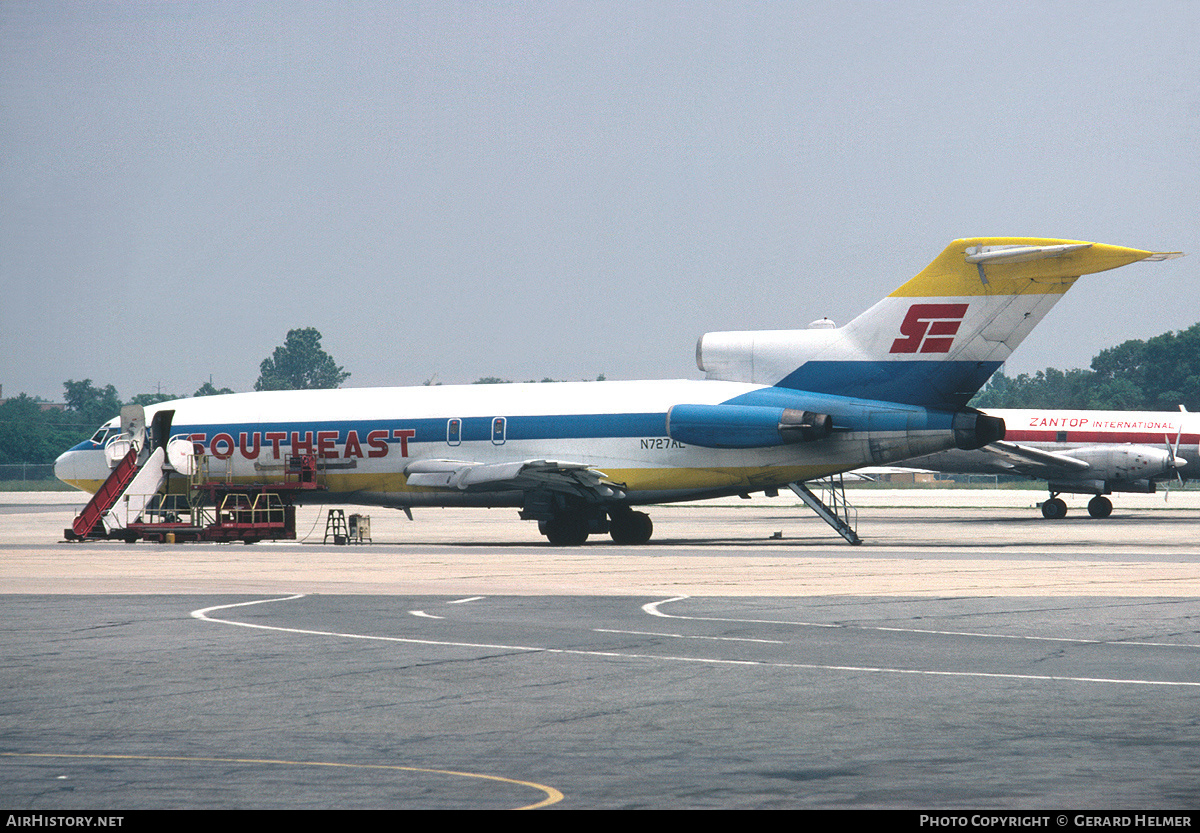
[171,394,954,448]
[173,412,669,446]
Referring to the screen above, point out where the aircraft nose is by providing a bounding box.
[54,449,81,484]
[54,447,105,489]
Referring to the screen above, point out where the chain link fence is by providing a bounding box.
[0,463,67,489]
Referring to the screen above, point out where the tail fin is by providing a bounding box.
[697,237,1179,408]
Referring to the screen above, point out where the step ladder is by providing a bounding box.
[324,509,349,544]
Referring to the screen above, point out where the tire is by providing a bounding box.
[1087,495,1113,519]
[544,513,589,546]
[1041,498,1068,519]
[610,510,653,544]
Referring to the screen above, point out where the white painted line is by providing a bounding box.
[410,610,443,619]
[448,596,485,604]
[192,594,306,619]
[192,596,1200,688]
[643,596,1200,649]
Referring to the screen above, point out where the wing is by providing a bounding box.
[403,458,627,501]
[981,440,1092,477]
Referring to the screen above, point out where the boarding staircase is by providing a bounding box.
[102,446,169,532]
[69,445,140,538]
[68,444,169,539]
[67,404,177,541]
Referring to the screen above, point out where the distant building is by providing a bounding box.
[0,384,67,411]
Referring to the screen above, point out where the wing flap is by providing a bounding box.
[404,458,626,499]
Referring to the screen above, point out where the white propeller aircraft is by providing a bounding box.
[904,407,1196,518]
[54,238,1179,544]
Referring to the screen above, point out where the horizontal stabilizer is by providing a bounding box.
[963,242,1093,265]
[1142,251,1185,261]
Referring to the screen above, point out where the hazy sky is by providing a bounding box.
[2,1,1196,404]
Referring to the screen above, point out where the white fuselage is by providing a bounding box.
[55,379,967,507]
[910,408,1199,490]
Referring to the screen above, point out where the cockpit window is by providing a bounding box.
[89,425,118,446]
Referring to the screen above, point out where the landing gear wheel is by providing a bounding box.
[1041,497,1068,519]
[544,513,589,546]
[1087,495,1113,519]
[609,510,653,545]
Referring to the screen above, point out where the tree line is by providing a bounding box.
[3,324,608,465]
[970,322,1200,412]
[1,328,347,465]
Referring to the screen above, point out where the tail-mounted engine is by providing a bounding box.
[952,409,1006,450]
[666,404,833,449]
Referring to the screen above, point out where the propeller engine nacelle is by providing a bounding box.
[1065,445,1184,482]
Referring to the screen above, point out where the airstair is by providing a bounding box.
[102,447,169,532]
[66,441,169,541]
[788,475,861,545]
[68,445,140,539]
[66,428,326,544]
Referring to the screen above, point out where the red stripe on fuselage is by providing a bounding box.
[1006,430,1196,445]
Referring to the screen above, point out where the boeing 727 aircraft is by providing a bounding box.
[54,238,1179,544]
[906,407,1197,518]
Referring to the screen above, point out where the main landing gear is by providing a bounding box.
[536,505,654,546]
[532,477,860,546]
[1040,496,1068,519]
[608,506,653,545]
[1039,493,1113,519]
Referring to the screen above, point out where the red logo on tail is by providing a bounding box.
[890,304,969,354]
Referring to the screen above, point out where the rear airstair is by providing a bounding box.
[788,476,861,545]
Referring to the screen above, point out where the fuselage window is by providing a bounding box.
[447,418,462,446]
[492,416,506,445]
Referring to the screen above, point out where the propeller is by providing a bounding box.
[1163,425,1186,501]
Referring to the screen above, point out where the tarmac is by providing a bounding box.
[2,489,1198,809]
